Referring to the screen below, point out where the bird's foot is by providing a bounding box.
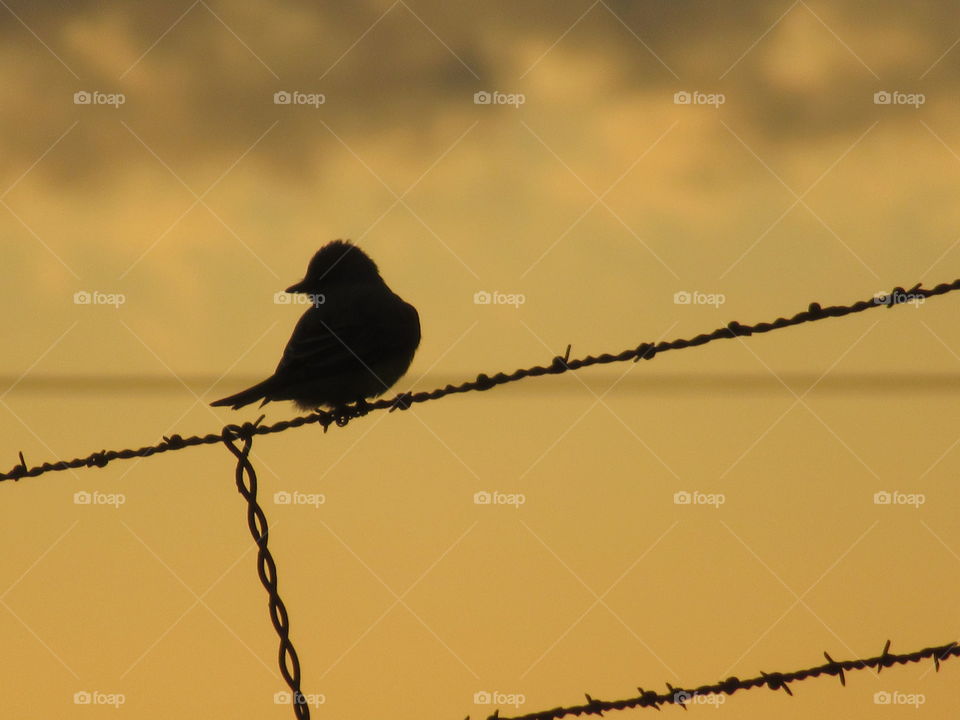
[329,399,370,427]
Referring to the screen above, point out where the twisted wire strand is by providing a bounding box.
[3,280,956,484]
[222,423,309,720]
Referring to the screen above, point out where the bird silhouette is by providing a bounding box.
[211,240,420,411]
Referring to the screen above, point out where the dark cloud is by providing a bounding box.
[1,0,958,190]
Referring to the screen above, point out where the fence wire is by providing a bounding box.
[222,425,309,719]
[490,639,959,719]
[2,280,957,484]
[3,278,960,720]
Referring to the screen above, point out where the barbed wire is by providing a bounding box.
[4,279,960,720]
[489,639,960,719]
[2,280,956,484]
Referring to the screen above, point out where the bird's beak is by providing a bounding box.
[285,280,307,293]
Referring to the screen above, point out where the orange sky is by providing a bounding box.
[2,2,960,718]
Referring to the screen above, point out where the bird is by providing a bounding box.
[211,240,420,411]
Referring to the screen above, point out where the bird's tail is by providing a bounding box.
[210,377,276,410]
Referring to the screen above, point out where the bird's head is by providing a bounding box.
[286,240,381,293]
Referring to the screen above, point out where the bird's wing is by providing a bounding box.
[274,287,396,379]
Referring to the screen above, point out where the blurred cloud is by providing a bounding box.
[3,0,960,191]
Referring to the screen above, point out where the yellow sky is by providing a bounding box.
[2,2,960,718]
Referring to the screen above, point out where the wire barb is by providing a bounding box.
[877,639,892,674]
[823,651,845,686]
[934,641,957,672]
